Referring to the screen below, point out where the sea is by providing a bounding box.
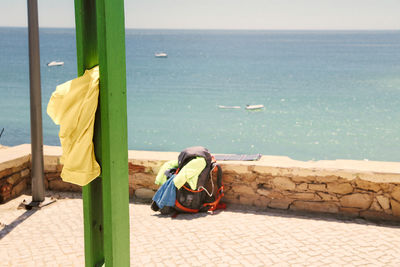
[1,27,400,162]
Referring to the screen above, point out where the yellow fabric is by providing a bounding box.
[47,66,101,186]
[155,160,178,186]
[173,157,206,190]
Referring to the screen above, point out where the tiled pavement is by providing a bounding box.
[1,192,400,266]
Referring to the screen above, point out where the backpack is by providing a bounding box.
[153,146,224,214]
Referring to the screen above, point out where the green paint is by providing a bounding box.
[74,0,130,266]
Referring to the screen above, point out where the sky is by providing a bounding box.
[1,0,399,30]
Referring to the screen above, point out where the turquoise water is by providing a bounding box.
[1,27,400,161]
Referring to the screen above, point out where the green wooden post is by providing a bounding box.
[74,0,130,266]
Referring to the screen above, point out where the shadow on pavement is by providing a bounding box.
[0,209,38,240]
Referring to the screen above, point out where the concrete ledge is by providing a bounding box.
[1,144,400,221]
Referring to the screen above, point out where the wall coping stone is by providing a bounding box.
[0,144,31,172]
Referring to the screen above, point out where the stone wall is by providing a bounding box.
[128,151,400,221]
[1,144,400,222]
[0,155,30,203]
[221,164,400,221]
[0,145,80,203]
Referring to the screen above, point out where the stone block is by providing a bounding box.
[340,193,373,209]
[0,168,13,179]
[355,180,381,192]
[268,199,292,210]
[44,164,57,172]
[45,172,61,181]
[234,184,255,196]
[289,192,319,201]
[272,177,295,191]
[223,193,240,204]
[327,183,353,194]
[376,195,390,210]
[239,196,257,206]
[391,186,400,202]
[11,179,27,198]
[317,192,338,201]
[296,183,308,191]
[339,207,361,216]
[222,174,236,183]
[56,164,64,172]
[290,201,339,213]
[369,199,382,211]
[256,189,284,199]
[254,196,270,207]
[291,176,314,183]
[360,210,399,222]
[49,179,81,192]
[7,173,21,185]
[315,175,339,183]
[135,188,155,200]
[255,175,274,184]
[0,183,12,203]
[128,162,146,174]
[391,199,400,216]
[11,165,24,173]
[132,173,155,188]
[241,174,257,183]
[20,168,30,178]
[380,183,393,193]
[308,184,326,192]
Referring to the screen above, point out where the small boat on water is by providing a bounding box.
[218,105,241,109]
[155,52,168,58]
[47,61,64,67]
[245,104,264,110]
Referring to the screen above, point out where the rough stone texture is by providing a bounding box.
[308,184,327,192]
[370,199,383,211]
[234,184,255,196]
[296,183,308,191]
[254,196,270,207]
[290,201,339,214]
[268,199,292,210]
[327,183,353,194]
[256,189,284,199]
[134,188,155,200]
[339,207,361,216]
[340,193,373,209]
[6,173,21,185]
[317,192,338,201]
[390,199,400,216]
[289,193,319,201]
[391,186,400,202]
[48,178,81,192]
[11,179,26,198]
[376,195,390,210]
[315,175,339,183]
[355,179,381,192]
[272,177,296,191]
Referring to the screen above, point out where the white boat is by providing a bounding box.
[218,105,241,109]
[245,104,264,110]
[47,61,64,67]
[155,52,168,58]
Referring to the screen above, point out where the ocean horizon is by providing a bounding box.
[1,27,399,162]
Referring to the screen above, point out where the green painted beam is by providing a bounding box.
[74,0,130,266]
[74,1,104,266]
[95,0,130,266]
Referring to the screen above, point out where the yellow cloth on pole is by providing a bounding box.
[47,66,101,186]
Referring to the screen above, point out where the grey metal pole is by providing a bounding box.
[27,0,45,203]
